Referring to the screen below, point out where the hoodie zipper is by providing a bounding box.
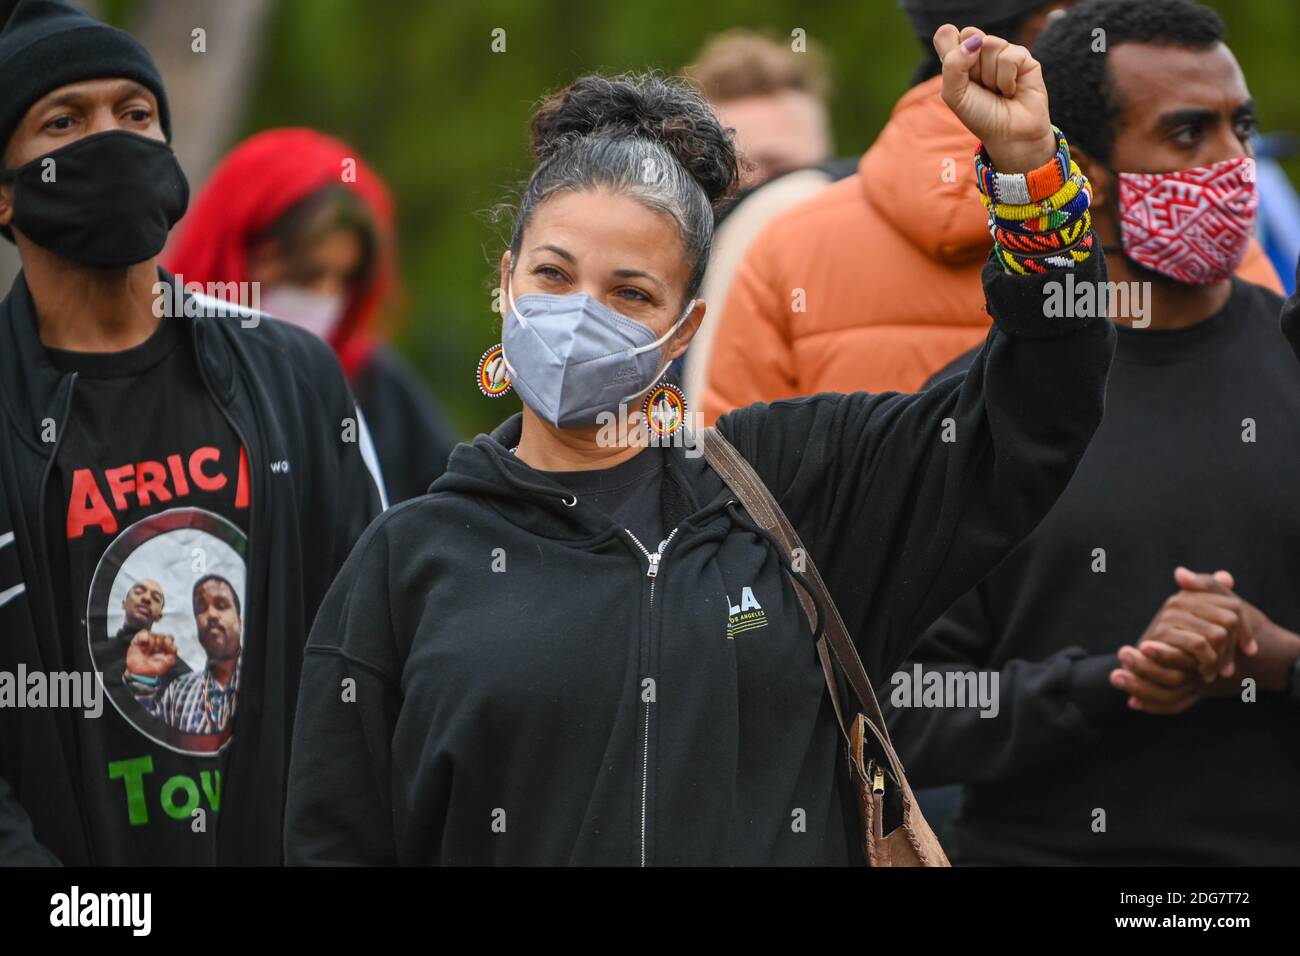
[622,525,679,867]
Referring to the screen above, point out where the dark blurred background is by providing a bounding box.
[3,0,1296,436]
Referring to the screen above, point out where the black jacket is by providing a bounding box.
[1281,261,1300,363]
[352,345,458,503]
[284,253,1116,865]
[0,272,383,864]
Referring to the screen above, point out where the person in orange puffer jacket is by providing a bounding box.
[700,0,1282,424]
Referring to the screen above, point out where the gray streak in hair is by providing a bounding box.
[509,134,714,301]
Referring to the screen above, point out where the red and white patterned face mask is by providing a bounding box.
[1116,156,1258,285]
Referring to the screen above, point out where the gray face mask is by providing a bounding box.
[502,280,694,429]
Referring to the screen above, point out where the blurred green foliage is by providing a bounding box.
[121,0,1300,437]
[242,0,925,437]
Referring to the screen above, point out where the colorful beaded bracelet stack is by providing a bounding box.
[975,125,1094,276]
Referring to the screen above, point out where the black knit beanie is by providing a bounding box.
[899,0,1053,41]
[0,0,172,161]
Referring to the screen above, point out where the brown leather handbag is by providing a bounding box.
[700,427,950,867]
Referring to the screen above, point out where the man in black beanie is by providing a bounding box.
[0,0,386,865]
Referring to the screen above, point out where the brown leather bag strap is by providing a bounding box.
[699,427,897,753]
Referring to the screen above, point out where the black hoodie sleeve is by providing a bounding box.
[1279,255,1300,363]
[882,583,1127,787]
[284,508,408,865]
[717,249,1116,683]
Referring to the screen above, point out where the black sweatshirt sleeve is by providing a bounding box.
[882,583,1128,787]
[717,248,1116,682]
[284,509,408,865]
[0,773,59,864]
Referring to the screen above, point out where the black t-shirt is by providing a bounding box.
[45,315,251,865]
[533,445,667,554]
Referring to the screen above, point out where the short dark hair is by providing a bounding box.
[1034,0,1227,163]
[193,574,240,618]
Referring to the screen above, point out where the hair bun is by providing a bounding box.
[530,72,739,207]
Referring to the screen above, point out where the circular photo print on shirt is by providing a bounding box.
[87,507,247,756]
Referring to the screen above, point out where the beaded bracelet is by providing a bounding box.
[993,209,1091,253]
[981,162,1088,220]
[1006,188,1091,233]
[974,127,1095,275]
[975,126,1072,206]
[994,201,1091,238]
[995,232,1096,275]
[995,217,1094,274]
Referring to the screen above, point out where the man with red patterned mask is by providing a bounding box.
[1036,0,1261,327]
[885,0,1300,865]
[1036,2,1300,712]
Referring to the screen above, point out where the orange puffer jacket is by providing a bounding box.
[701,76,1282,424]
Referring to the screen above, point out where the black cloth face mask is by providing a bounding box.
[1,129,189,267]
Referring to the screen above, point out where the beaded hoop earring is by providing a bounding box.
[476,343,512,397]
[642,381,687,438]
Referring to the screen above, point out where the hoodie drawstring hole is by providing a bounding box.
[561,494,577,507]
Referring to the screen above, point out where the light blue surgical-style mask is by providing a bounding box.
[502,280,694,429]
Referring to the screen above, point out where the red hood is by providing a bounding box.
[164,127,396,379]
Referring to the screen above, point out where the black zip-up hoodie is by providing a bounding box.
[0,271,384,864]
[285,254,1117,866]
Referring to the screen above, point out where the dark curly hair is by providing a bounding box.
[1034,0,1227,164]
[509,72,741,301]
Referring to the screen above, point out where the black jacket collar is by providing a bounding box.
[434,412,730,543]
[0,268,236,455]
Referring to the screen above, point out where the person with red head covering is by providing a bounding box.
[166,128,457,503]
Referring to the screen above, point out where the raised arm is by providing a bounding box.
[717,25,1116,679]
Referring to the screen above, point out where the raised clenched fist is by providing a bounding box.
[126,629,178,678]
[932,24,1056,173]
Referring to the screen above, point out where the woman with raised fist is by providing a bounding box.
[285,25,1115,866]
